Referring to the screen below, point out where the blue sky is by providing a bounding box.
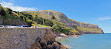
[0,0,111,33]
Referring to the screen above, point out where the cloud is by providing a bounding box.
[0,2,37,11]
[97,16,111,21]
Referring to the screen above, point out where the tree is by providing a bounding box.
[5,8,12,15]
[0,6,6,16]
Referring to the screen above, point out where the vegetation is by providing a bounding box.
[52,22,79,35]
[5,8,12,15]
[37,24,51,28]
[51,15,56,19]
[0,5,6,16]
[76,26,102,33]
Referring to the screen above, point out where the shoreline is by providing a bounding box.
[55,34,80,49]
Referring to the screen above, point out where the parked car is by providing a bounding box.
[0,25,4,27]
[31,26,39,28]
[0,25,18,28]
[21,25,29,27]
[5,25,18,28]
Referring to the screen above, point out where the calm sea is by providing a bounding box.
[57,33,111,49]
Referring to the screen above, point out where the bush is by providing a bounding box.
[26,19,33,26]
[52,23,71,34]
[52,24,63,33]
[44,19,54,27]
[51,16,56,19]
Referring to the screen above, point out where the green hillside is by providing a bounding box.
[0,5,104,35]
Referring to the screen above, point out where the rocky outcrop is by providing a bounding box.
[29,29,68,49]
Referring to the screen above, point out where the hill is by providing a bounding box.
[0,5,104,34]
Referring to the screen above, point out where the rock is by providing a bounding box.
[35,36,41,42]
[44,29,56,45]
[30,42,41,49]
[40,38,47,49]
[52,42,61,49]
[47,45,53,49]
[60,45,69,49]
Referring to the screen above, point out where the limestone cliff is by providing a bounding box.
[23,10,104,34]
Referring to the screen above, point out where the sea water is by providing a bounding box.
[57,33,111,49]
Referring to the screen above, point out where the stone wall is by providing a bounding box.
[0,27,49,49]
[0,16,3,25]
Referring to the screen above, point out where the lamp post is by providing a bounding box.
[43,18,44,25]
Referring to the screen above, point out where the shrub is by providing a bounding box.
[26,19,33,26]
[51,16,56,19]
[52,23,71,34]
[61,16,64,18]
[52,24,63,33]
[44,19,54,27]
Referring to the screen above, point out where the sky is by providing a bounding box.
[0,0,111,33]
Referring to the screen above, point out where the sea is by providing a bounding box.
[56,33,111,49]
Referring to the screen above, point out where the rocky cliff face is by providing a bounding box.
[23,10,104,34]
[38,10,71,27]
[37,10,99,28]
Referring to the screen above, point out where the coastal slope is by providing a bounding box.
[23,10,104,34]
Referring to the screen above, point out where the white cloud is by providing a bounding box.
[97,16,111,21]
[0,2,37,11]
